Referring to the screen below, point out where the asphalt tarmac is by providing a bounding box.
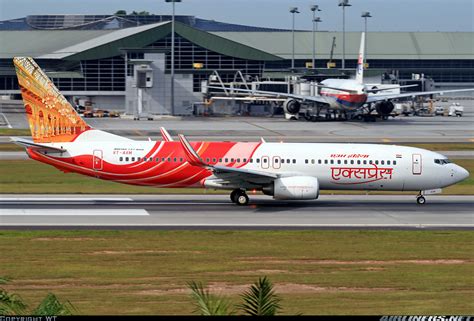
[1,194,473,230]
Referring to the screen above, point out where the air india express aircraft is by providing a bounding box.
[12,57,469,205]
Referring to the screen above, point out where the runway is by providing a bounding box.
[1,194,473,230]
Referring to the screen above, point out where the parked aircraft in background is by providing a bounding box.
[11,57,469,205]
[209,32,474,121]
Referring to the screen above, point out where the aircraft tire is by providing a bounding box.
[236,192,249,206]
[416,195,426,205]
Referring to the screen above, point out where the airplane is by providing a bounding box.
[208,32,474,121]
[11,57,469,205]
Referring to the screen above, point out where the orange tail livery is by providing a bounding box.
[13,57,91,143]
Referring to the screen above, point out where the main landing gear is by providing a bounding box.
[230,189,249,206]
[416,192,426,205]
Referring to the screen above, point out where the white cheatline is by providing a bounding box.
[0,209,149,216]
[0,198,133,202]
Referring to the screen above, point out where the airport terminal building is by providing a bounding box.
[0,14,473,115]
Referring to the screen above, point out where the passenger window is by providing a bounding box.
[305,159,308,164]
[231,158,235,162]
[162,158,165,162]
[381,160,385,165]
[393,161,397,165]
[330,160,334,164]
[257,159,260,163]
[311,159,315,164]
[318,160,321,164]
[125,157,129,162]
[219,158,222,162]
[375,160,379,165]
[156,158,159,162]
[213,158,216,163]
[281,159,285,164]
[344,160,348,165]
[369,160,373,164]
[180,158,183,162]
[363,160,367,165]
[225,158,229,163]
[131,157,135,161]
[324,160,328,164]
[167,158,171,162]
[249,158,253,163]
[337,160,341,164]
[237,158,240,163]
[206,158,210,162]
[350,160,354,164]
[138,157,142,161]
[119,157,123,162]
[243,158,247,162]
[357,160,361,165]
[263,158,268,163]
[275,158,279,163]
[293,159,296,164]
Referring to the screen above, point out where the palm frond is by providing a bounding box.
[0,289,28,315]
[238,276,281,316]
[187,281,233,316]
[32,293,76,316]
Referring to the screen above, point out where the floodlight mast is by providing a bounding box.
[165,0,182,116]
[310,5,322,69]
[290,7,300,70]
[338,0,351,70]
[361,11,372,68]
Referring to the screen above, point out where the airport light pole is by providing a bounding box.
[290,7,299,70]
[165,0,181,116]
[361,11,372,68]
[338,0,351,70]
[310,5,321,69]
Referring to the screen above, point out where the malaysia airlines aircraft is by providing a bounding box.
[210,32,474,119]
[12,57,469,205]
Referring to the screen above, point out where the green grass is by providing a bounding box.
[0,159,473,194]
[0,128,31,136]
[0,230,473,315]
[0,143,23,151]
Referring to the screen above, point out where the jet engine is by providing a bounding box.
[283,99,301,115]
[262,176,319,200]
[375,101,395,116]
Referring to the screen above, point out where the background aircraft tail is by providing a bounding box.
[13,57,91,143]
[355,32,365,84]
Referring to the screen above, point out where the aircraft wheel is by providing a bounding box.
[230,189,240,203]
[416,195,426,205]
[236,192,249,206]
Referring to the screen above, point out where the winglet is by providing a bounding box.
[260,137,266,143]
[178,134,208,167]
[160,127,174,142]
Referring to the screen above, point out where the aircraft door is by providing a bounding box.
[412,154,422,175]
[261,156,270,169]
[272,156,281,169]
[93,149,103,171]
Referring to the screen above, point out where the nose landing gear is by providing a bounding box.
[230,189,249,206]
[416,192,426,205]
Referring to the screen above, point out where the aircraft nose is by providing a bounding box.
[456,165,469,182]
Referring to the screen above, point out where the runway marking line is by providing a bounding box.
[1,209,149,216]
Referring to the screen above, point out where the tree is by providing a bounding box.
[0,277,76,316]
[238,277,281,316]
[187,281,234,316]
[114,10,127,16]
[188,277,281,316]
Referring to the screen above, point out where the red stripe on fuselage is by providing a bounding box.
[320,92,367,104]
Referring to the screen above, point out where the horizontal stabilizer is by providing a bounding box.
[365,84,418,93]
[11,137,66,153]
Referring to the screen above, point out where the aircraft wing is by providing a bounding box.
[207,86,329,104]
[178,134,276,186]
[11,137,67,153]
[366,88,474,103]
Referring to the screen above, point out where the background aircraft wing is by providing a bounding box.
[178,134,277,186]
[207,86,328,104]
[366,88,474,103]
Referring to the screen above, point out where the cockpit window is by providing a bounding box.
[434,159,452,165]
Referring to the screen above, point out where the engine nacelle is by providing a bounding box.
[263,176,319,200]
[375,101,395,116]
[283,99,301,115]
